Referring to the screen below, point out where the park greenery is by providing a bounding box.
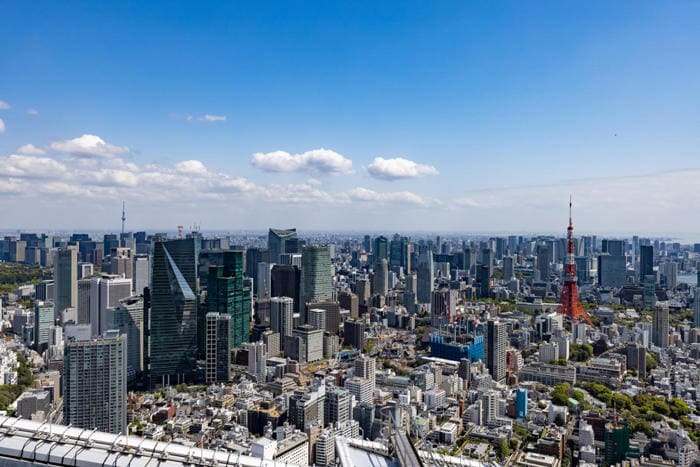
[0,262,46,294]
[0,352,34,412]
[568,343,593,362]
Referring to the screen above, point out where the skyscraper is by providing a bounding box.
[147,238,197,387]
[271,264,302,314]
[206,250,251,349]
[640,245,654,282]
[652,305,669,348]
[502,256,515,281]
[89,274,132,337]
[245,340,267,383]
[107,295,144,380]
[205,312,231,384]
[354,355,376,391]
[54,246,78,317]
[301,245,333,315]
[33,301,54,351]
[694,288,700,328]
[132,254,150,294]
[389,234,410,273]
[416,249,434,304]
[372,258,389,296]
[270,296,293,352]
[268,228,297,264]
[486,320,507,383]
[63,330,127,434]
[372,236,388,262]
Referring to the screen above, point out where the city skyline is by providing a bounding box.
[1,2,699,233]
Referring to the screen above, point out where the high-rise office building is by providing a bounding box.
[54,246,78,316]
[133,254,150,294]
[301,245,333,314]
[293,325,323,363]
[481,248,493,278]
[271,264,302,314]
[416,249,434,304]
[486,320,507,383]
[344,318,366,350]
[355,278,371,308]
[245,340,267,383]
[63,330,127,434]
[205,312,231,384]
[89,274,132,337]
[602,239,625,257]
[389,234,410,273]
[107,295,144,379]
[639,245,654,282]
[206,250,251,349]
[270,296,295,347]
[372,236,388,262]
[597,255,626,288]
[256,262,273,298]
[147,238,198,387]
[372,258,389,296]
[476,265,490,298]
[108,247,133,280]
[694,288,700,328]
[643,275,657,308]
[33,301,54,351]
[536,244,550,280]
[652,305,669,348]
[354,355,376,391]
[324,387,351,426]
[338,291,359,319]
[268,228,297,264]
[626,343,646,379]
[502,256,515,281]
[77,278,91,325]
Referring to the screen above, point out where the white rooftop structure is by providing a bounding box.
[0,416,297,467]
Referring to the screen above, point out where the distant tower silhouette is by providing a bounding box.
[121,201,126,246]
[560,197,592,325]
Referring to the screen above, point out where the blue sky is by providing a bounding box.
[1,1,699,235]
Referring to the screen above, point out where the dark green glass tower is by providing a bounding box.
[202,250,251,351]
[147,238,197,387]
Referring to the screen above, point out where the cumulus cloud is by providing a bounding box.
[251,148,353,175]
[367,156,439,180]
[347,187,430,206]
[16,144,46,156]
[199,114,226,122]
[26,108,39,116]
[0,154,67,179]
[0,118,5,134]
[0,100,10,110]
[49,134,128,158]
[175,160,209,175]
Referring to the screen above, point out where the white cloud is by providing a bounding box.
[251,148,353,175]
[26,108,39,116]
[0,118,5,134]
[199,114,226,122]
[0,100,10,110]
[367,156,438,180]
[16,144,46,156]
[0,154,67,179]
[175,160,209,175]
[347,187,429,206]
[49,134,128,158]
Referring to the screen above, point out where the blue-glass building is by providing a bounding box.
[429,333,483,362]
[516,387,528,420]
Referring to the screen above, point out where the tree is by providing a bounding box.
[495,438,511,460]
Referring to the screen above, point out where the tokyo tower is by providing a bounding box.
[559,197,592,325]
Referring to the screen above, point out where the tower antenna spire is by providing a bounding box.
[121,201,126,245]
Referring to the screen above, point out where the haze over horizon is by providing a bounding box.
[1,1,699,233]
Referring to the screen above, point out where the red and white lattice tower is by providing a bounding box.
[559,197,592,325]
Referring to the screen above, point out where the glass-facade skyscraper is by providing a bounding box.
[206,250,251,349]
[268,228,297,264]
[146,238,197,387]
[301,245,332,317]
